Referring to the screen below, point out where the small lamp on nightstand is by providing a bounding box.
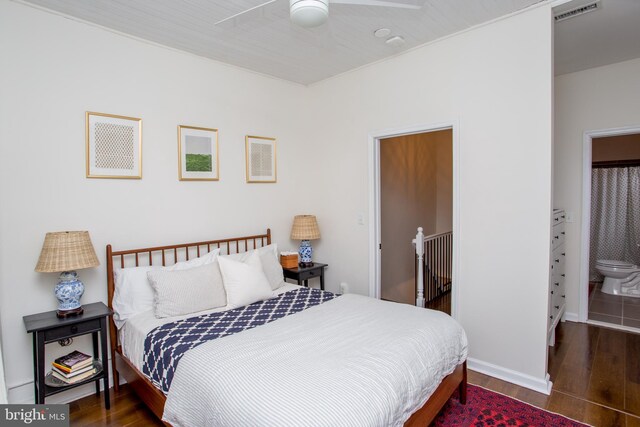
[35,231,100,318]
[291,215,320,268]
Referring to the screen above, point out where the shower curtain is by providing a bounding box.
[589,166,640,280]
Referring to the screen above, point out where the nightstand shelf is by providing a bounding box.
[283,262,327,290]
[23,302,113,408]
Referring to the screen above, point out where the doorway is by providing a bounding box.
[579,127,640,331]
[586,132,640,328]
[369,123,459,318]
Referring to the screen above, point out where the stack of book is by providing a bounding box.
[51,350,96,384]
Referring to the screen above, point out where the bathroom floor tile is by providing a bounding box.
[623,296,640,306]
[624,303,640,320]
[588,312,622,324]
[591,290,623,304]
[589,298,623,316]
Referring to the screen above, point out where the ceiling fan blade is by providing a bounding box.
[213,0,280,26]
[329,0,421,9]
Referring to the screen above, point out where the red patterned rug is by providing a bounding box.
[433,384,589,426]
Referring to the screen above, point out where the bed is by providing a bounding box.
[107,229,468,426]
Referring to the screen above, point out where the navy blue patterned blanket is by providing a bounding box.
[143,287,338,393]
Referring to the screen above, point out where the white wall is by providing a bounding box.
[0,314,7,404]
[554,57,640,317]
[306,5,554,388]
[0,236,5,403]
[0,0,311,402]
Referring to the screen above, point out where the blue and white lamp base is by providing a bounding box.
[299,239,314,267]
[54,271,85,318]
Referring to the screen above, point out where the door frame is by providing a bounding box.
[368,120,460,320]
[579,125,640,322]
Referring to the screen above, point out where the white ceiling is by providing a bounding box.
[19,0,543,85]
[554,0,640,76]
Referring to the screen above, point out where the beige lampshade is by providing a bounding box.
[290,215,320,240]
[35,231,100,273]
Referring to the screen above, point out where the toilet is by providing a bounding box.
[595,259,640,297]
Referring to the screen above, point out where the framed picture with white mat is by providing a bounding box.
[178,125,219,181]
[245,135,276,183]
[86,111,142,179]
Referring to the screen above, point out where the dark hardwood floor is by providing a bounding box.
[470,321,640,427]
[69,385,163,427]
[69,321,640,426]
[426,290,451,314]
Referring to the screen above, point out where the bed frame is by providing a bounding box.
[106,228,466,426]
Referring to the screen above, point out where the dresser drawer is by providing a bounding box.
[549,292,563,318]
[552,289,565,311]
[550,301,561,318]
[550,276,562,294]
[552,222,565,250]
[44,319,101,342]
[553,210,565,226]
[551,247,566,273]
[549,304,560,327]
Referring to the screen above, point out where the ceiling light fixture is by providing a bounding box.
[290,0,329,28]
[374,28,391,38]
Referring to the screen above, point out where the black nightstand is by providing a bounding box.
[23,302,113,408]
[283,263,328,290]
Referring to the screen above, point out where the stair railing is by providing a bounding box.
[413,228,453,308]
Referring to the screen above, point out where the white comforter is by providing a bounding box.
[162,294,467,427]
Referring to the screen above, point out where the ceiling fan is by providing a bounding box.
[214,0,422,29]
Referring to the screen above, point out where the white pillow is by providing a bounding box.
[218,251,273,308]
[258,244,285,290]
[222,244,284,290]
[147,262,227,318]
[112,265,160,329]
[163,248,221,271]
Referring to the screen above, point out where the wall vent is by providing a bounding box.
[554,1,601,22]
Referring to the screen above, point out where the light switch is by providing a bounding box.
[357,213,365,225]
[566,212,574,223]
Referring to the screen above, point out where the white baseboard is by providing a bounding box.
[563,311,579,322]
[467,357,552,395]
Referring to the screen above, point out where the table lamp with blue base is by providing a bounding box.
[35,231,100,318]
[291,215,320,268]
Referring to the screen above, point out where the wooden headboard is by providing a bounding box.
[105,228,271,395]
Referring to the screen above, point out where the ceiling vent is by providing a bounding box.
[554,1,601,22]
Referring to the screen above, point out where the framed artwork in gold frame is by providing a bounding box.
[178,125,219,181]
[245,135,276,183]
[86,111,142,179]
